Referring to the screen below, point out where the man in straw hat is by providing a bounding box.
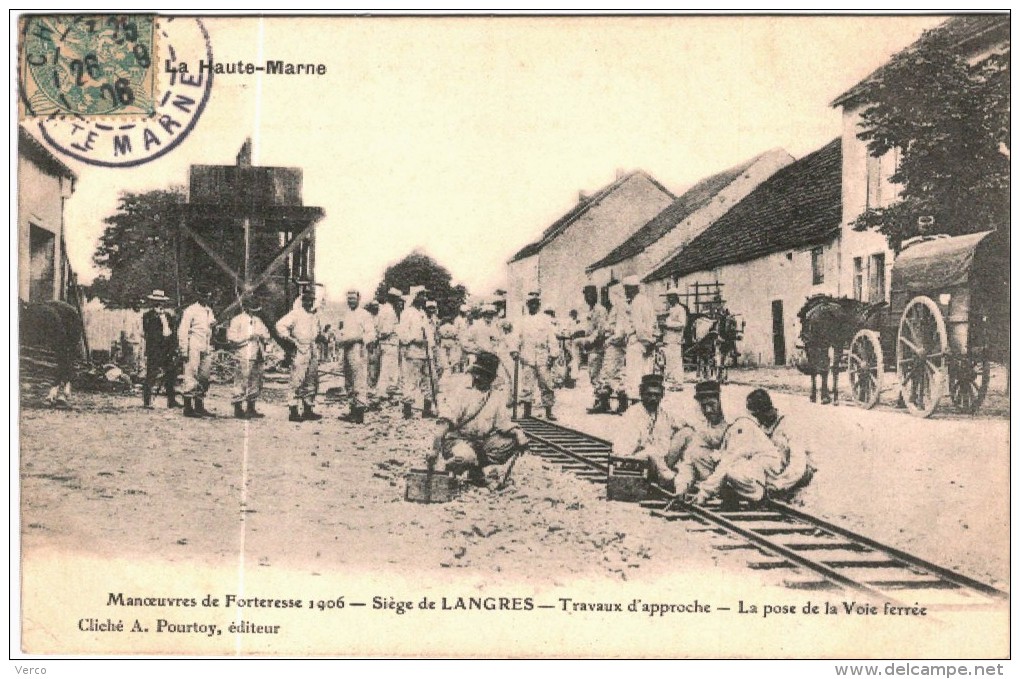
[178,284,217,417]
[141,289,180,410]
[398,285,437,419]
[226,294,272,419]
[276,290,325,422]
[427,351,529,490]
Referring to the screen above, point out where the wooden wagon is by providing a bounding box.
[845,230,1008,417]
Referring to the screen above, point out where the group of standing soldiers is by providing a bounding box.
[577,276,689,416]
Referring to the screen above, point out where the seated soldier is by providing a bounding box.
[427,351,530,489]
[670,380,730,494]
[692,388,815,507]
[613,374,687,487]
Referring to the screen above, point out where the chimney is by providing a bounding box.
[578,191,589,203]
[616,168,626,180]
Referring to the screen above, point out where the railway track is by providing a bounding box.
[518,416,1007,609]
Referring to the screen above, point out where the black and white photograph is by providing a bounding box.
[13,12,1010,662]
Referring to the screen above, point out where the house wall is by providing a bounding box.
[18,154,71,302]
[663,240,838,367]
[535,173,673,318]
[505,255,539,321]
[838,107,896,303]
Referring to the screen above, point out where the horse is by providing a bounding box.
[796,295,884,405]
[684,306,743,382]
[20,299,86,406]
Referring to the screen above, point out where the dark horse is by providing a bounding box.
[796,295,884,404]
[20,299,86,405]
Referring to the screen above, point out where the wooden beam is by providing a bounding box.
[180,223,241,284]
[219,221,318,317]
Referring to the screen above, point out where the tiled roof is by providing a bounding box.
[507,170,674,263]
[645,139,841,282]
[587,151,779,272]
[832,15,1010,108]
[19,125,77,181]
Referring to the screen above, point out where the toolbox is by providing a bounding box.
[607,456,650,503]
[405,469,460,503]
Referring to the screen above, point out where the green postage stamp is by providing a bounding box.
[20,15,158,117]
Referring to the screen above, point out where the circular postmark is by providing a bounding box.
[22,16,214,168]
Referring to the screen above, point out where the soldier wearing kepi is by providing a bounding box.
[226,294,272,419]
[398,286,437,419]
[513,291,560,420]
[178,284,217,418]
[338,289,376,424]
[375,287,403,401]
[622,275,658,405]
[141,289,180,410]
[581,284,611,413]
[428,351,530,490]
[276,290,325,422]
[661,290,688,391]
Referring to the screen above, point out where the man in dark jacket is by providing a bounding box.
[141,289,180,409]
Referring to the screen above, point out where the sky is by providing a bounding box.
[37,14,946,303]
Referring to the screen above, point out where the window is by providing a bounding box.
[866,154,882,210]
[853,257,864,300]
[868,253,886,303]
[811,246,825,285]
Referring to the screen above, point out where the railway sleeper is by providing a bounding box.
[747,560,797,570]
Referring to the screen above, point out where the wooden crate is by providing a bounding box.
[405,470,459,503]
[607,457,650,503]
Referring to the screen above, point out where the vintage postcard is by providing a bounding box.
[14,13,1010,660]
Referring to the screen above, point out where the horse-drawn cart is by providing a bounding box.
[845,230,1008,417]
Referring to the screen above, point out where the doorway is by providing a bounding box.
[771,300,786,366]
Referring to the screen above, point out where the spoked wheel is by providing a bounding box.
[210,349,239,384]
[896,296,948,418]
[847,329,883,409]
[949,350,990,414]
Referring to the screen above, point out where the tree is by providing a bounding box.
[91,187,186,308]
[374,250,467,319]
[850,26,1009,252]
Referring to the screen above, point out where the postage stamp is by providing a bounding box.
[20,15,158,118]
[20,15,214,168]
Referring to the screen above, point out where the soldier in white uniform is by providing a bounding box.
[452,304,471,372]
[462,303,514,402]
[178,285,217,418]
[613,373,687,473]
[276,291,324,422]
[581,285,612,413]
[398,286,437,419]
[668,380,729,494]
[661,291,688,391]
[338,290,377,424]
[375,287,403,401]
[623,275,658,402]
[428,351,530,489]
[226,294,272,419]
[513,291,560,420]
[692,389,815,506]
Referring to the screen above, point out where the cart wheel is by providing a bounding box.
[896,296,948,418]
[210,349,239,384]
[847,329,883,409]
[949,351,990,414]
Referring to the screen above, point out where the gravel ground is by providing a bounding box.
[17,364,1010,657]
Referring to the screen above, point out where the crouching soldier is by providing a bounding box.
[427,351,529,490]
[691,388,815,507]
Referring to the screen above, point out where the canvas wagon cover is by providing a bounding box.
[891,230,996,293]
